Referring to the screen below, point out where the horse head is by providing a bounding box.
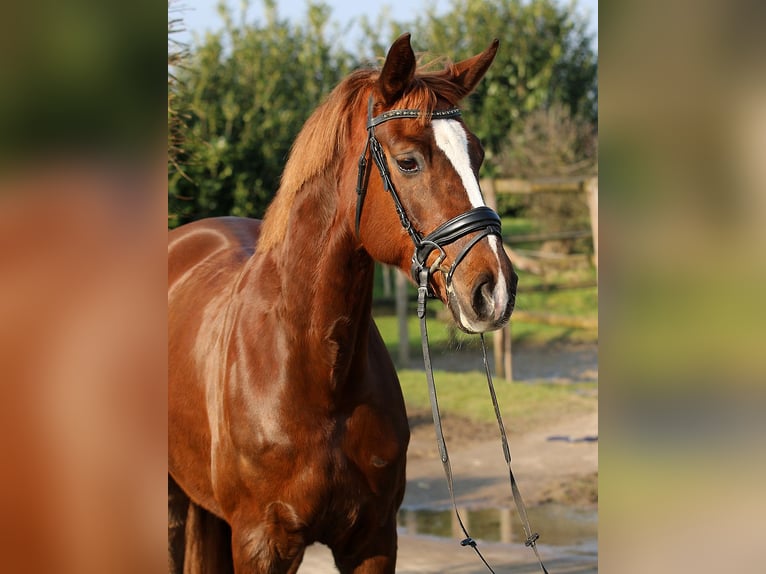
[354,33,517,333]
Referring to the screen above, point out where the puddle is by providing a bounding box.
[397,504,597,547]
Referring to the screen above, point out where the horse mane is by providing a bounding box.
[256,59,465,253]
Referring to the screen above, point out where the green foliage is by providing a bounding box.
[3,1,159,167]
[168,1,187,176]
[168,0,354,227]
[407,0,597,175]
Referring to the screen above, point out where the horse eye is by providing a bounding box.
[396,157,420,173]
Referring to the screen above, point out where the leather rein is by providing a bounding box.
[355,96,549,573]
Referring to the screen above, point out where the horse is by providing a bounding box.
[168,33,517,573]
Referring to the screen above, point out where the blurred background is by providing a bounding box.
[0,0,763,572]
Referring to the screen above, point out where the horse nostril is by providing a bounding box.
[471,274,495,320]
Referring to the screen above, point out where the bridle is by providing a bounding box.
[355,96,503,291]
[355,96,550,574]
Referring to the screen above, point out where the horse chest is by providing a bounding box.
[306,420,406,540]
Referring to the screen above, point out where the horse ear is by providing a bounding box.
[378,33,416,105]
[453,39,500,96]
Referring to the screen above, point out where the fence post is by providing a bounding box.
[452,507,470,539]
[500,507,513,543]
[381,265,392,298]
[484,177,511,381]
[493,324,512,381]
[586,177,598,272]
[504,323,512,382]
[493,325,504,379]
[395,270,409,366]
[483,177,498,211]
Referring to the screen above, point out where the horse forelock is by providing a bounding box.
[400,62,468,113]
[257,60,465,254]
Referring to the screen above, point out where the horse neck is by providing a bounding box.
[248,171,375,393]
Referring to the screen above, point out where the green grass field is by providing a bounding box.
[397,369,597,432]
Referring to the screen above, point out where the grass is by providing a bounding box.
[506,321,597,346]
[511,266,599,345]
[517,268,598,313]
[501,215,539,239]
[397,369,597,432]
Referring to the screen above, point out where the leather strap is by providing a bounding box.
[368,130,422,246]
[367,105,461,129]
[480,334,550,574]
[419,207,501,253]
[417,271,497,573]
[417,271,550,574]
[354,139,372,238]
[413,206,502,284]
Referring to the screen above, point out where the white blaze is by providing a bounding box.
[432,120,484,208]
[432,119,509,330]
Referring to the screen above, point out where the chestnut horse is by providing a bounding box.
[168,34,516,573]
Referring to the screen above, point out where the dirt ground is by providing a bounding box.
[299,342,598,573]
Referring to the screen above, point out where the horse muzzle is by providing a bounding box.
[446,256,517,334]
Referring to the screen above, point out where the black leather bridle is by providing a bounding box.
[355,96,503,291]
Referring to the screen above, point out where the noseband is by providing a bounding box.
[355,96,502,290]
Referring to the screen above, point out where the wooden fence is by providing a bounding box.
[484,176,598,380]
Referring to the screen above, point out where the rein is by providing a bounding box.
[417,271,549,574]
[356,96,549,573]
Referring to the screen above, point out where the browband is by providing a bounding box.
[367,105,462,129]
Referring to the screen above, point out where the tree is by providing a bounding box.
[168,0,353,227]
[397,0,596,175]
[168,0,187,178]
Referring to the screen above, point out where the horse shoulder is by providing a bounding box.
[168,217,266,515]
[334,321,410,500]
